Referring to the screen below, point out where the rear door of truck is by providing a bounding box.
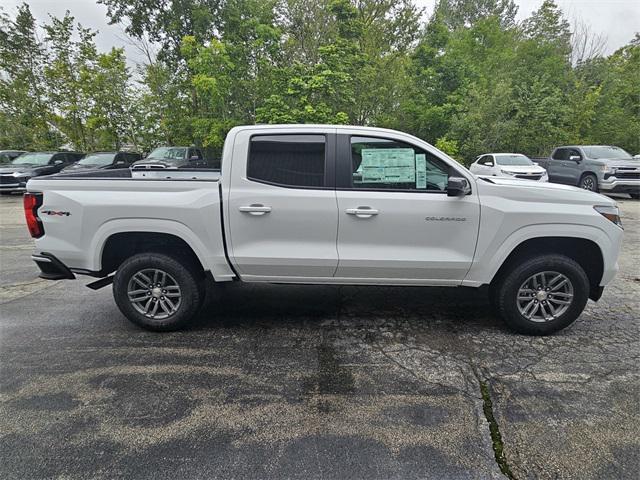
[225,128,339,280]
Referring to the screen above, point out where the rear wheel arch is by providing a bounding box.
[100,231,206,278]
[490,237,604,301]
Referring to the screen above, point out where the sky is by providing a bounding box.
[2,0,639,66]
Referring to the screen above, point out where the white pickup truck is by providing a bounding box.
[24,125,623,335]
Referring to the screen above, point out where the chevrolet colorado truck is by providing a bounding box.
[24,125,624,335]
[535,145,640,197]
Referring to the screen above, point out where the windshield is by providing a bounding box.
[582,146,632,160]
[148,147,186,160]
[11,153,53,165]
[78,153,116,166]
[495,154,533,166]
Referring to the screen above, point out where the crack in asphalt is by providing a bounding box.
[477,375,517,480]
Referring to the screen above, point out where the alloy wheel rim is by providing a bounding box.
[582,177,595,190]
[516,271,574,323]
[127,268,181,319]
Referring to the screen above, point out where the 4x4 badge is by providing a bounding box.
[41,210,71,216]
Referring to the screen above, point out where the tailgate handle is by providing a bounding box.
[239,204,272,216]
[345,207,379,218]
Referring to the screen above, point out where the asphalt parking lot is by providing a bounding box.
[0,193,638,479]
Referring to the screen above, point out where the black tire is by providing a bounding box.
[113,252,204,331]
[579,173,598,192]
[493,254,590,335]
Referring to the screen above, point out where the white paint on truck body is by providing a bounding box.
[28,125,623,289]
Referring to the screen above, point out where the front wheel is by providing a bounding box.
[492,254,590,335]
[113,252,204,331]
[579,173,598,192]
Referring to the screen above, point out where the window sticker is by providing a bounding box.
[415,153,427,189]
[357,148,415,184]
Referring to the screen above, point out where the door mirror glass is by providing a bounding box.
[447,177,471,196]
[569,155,581,162]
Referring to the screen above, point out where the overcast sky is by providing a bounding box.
[2,0,639,66]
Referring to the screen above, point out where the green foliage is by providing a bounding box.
[1,0,638,160]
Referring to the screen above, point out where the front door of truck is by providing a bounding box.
[333,133,480,283]
[226,131,339,279]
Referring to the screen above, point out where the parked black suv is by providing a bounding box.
[61,151,142,173]
[0,151,84,194]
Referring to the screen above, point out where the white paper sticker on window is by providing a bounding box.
[358,148,415,184]
[415,153,426,189]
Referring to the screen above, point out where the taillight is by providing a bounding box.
[24,193,44,238]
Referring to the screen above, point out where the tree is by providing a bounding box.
[0,3,59,149]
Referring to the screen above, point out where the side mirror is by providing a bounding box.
[189,155,200,161]
[569,155,581,162]
[447,177,471,197]
[115,160,126,165]
[53,159,64,165]
[483,161,493,166]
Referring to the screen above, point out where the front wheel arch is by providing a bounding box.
[490,237,604,301]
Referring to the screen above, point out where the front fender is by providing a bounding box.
[463,223,616,286]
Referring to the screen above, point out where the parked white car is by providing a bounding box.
[25,125,623,335]
[470,153,548,182]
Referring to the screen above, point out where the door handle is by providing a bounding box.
[239,204,272,216]
[345,207,379,218]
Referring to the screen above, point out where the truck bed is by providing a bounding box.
[27,169,234,282]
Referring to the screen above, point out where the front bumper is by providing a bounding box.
[0,184,27,193]
[599,178,640,194]
[32,252,76,280]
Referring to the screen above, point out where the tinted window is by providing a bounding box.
[350,136,450,192]
[478,155,493,166]
[552,148,567,160]
[126,153,141,163]
[568,148,582,160]
[248,135,326,187]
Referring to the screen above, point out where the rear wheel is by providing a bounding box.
[579,173,598,192]
[113,252,204,331]
[492,254,590,335]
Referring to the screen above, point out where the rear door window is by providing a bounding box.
[248,135,326,188]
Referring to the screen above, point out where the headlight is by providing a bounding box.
[500,169,516,175]
[599,165,615,174]
[594,205,622,228]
